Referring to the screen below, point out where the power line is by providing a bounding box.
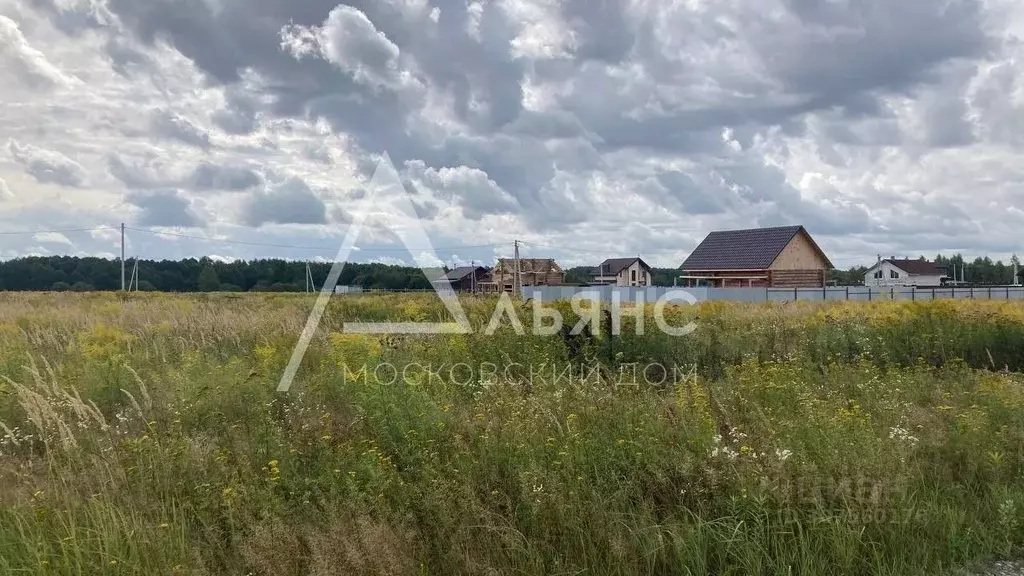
[124,226,509,253]
[0,226,112,236]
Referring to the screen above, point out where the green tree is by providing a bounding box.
[0,256,435,292]
[197,266,221,292]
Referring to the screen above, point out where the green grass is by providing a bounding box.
[0,292,1021,575]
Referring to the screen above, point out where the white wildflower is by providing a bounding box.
[710,445,739,460]
[888,426,919,446]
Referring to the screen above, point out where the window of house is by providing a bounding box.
[890,270,899,279]
[874,270,883,279]
[631,270,637,283]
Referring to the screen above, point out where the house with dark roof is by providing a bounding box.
[590,257,652,287]
[864,258,948,287]
[680,225,833,288]
[433,266,490,293]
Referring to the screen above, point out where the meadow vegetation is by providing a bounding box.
[0,292,1022,575]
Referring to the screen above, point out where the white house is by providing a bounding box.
[864,258,948,287]
[591,258,652,287]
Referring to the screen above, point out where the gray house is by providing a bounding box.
[590,258,652,287]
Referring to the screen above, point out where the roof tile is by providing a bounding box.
[681,225,830,270]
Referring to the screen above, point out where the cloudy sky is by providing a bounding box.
[2,0,1023,270]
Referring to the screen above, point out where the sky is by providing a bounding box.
[1,0,1024,270]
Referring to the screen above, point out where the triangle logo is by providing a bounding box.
[277,152,473,392]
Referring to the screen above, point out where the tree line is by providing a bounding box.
[1,253,1020,293]
[828,254,1022,286]
[0,256,433,292]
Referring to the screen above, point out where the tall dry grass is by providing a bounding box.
[0,293,1021,575]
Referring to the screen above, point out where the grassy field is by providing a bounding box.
[0,292,1023,575]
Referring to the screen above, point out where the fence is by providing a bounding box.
[521,285,1024,304]
[333,287,438,294]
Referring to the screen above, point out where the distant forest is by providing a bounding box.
[0,253,1018,292]
[0,256,434,292]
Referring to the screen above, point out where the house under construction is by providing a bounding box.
[479,258,565,293]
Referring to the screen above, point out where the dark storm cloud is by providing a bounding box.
[126,188,203,227]
[99,0,532,191]
[149,110,212,150]
[715,161,872,236]
[104,0,522,128]
[107,153,164,189]
[406,159,519,220]
[98,0,999,232]
[186,162,264,192]
[104,37,153,76]
[759,1,989,99]
[242,176,327,227]
[212,90,260,135]
[653,172,728,216]
[560,0,636,64]
[557,0,991,150]
[108,154,263,193]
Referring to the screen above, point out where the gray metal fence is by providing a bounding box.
[521,285,1024,304]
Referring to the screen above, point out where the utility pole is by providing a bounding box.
[305,262,315,293]
[513,239,522,299]
[120,223,126,292]
[129,259,139,291]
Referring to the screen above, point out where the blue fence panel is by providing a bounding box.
[521,285,1024,304]
[708,287,767,303]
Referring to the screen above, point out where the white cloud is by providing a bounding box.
[0,15,79,88]
[0,176,12,200]
[501,0,577,59]
[0,0,1023,270]
[33,231,73,246]
[280,5,420,93]
[7,139,87,187]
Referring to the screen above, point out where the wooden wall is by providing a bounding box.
[482,260,564,292]
[771,232,829,271]
[768,269,827,288]
[684,269,827,288]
